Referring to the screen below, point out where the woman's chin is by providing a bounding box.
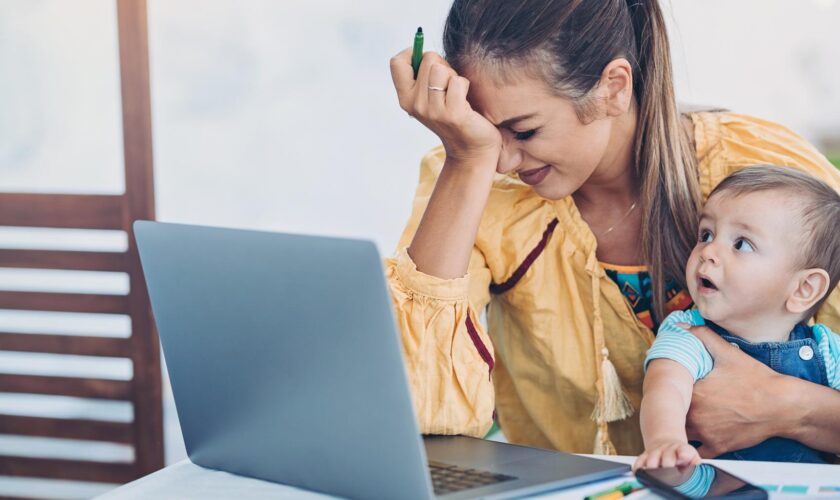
[530,178,575,200]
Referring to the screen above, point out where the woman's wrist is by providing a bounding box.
[408,154,496,280]
[765,373,808,441]
[441,148,500,175]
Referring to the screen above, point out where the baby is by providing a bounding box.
[635,165,840,469]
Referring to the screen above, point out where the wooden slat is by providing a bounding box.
[118,0,164,476]
[0,194,124,230]
[0,249,127,272]
[0,456,135,483]
[0,291,129,314]
[0,374,132,400]
[0,414,133,444]
[0,332,130,357]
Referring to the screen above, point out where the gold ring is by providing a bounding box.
[428,86,447,92]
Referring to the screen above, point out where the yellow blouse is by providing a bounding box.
[384,112,840,455]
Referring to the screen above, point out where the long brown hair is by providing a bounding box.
[443,0,702,321]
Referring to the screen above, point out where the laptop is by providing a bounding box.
[134,221,629,500]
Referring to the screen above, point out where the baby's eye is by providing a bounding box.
[698,229,713,243]
[734,238,755,253]
[513,129,537,141]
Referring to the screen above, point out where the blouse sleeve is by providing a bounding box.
[383,147,495,437]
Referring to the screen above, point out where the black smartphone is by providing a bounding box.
[636,464,768,499]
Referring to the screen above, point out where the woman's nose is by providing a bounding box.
[496,140,523,174]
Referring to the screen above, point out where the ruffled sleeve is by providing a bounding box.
[383,147,495,437]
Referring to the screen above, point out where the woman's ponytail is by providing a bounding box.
[626,0,701,321]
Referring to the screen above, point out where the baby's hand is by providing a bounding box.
[632,440,701,471]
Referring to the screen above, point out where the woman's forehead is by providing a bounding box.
[465,70,564,124]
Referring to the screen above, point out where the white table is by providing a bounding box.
[97,455,840,499]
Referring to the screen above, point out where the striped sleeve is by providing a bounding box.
[644,309,714,382]
[812,324,840,390]
[674,464,716,498]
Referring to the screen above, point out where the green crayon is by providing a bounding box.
[584,481,643,500]
[411,27,424,79]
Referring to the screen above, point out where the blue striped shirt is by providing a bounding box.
[644,309,840,389]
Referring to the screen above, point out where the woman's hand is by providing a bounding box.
[633,440,701,471]
[682,325,784,458]
[389,49,501,164]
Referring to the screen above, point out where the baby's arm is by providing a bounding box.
[634,359,701,470]
[634,310,710,471]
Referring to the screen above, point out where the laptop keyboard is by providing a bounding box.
[428,461,517,495]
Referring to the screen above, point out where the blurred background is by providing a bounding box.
[0,0,838,498]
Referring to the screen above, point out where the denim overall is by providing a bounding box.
[705,321,828,463]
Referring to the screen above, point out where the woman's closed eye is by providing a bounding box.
[734,238,755,253]
[513,129,537,141]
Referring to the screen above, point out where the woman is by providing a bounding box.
[386,0,840,457]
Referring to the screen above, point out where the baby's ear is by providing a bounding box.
[785,268,830,315]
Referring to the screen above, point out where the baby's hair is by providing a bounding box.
[709,165,840,318]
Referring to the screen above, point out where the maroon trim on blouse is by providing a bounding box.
[465,314,494,379]
[489,218,559,294]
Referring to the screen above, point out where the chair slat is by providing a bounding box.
[0,374,132,400]
[0,249,127,272]
[0,414,133,444]
[0,291,129,314]
[0,456,135,483]
[0,332,130,357]
[0,194,124,230]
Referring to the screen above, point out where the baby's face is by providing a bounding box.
[685,190,803,330]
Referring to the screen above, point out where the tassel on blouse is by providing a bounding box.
[587,253,634,455]
[591,347,635,423]
[593,423,618,455]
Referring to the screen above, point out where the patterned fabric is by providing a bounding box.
[601,263,694,332]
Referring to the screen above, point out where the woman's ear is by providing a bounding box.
[599,58,634,117]
[786,268,830,315]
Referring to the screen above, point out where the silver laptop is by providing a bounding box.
[134,221,628,500]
